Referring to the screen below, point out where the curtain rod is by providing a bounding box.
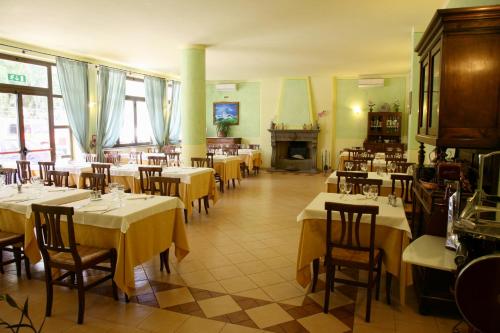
[0,43,170,80]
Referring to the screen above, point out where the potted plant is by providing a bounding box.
[215,119,231,137]
[0,293,44,332]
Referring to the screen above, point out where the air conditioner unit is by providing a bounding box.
[358,78,384,88]
[215,83,237,92]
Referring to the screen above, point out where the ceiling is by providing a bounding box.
[0,0,446,80]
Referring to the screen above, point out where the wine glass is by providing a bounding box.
[0,174,5,189]
[370,185,379,201]
[344,183,352,198]
[360,162,368,172]
[339,181,346,196]
[345,161,353,171]
[362,184,371,199]
[117,184,125,207]
[387,162,396,173]
[108,182,118,201]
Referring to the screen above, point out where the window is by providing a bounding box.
[117,78,153,146]
[51,66,72,159]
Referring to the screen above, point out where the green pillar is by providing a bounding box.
[180,45,206,165]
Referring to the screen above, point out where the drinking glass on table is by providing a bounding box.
[387,162,396,173]
[369,185,379,201]
[344,183,352,198]
[362,184,371,199]
[360,162,368,172]
[339,181,346,196]
[345,161,353,171]
[108,182,118,200]
[0,175,5,189]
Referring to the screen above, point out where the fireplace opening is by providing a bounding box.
[288,141,308,159]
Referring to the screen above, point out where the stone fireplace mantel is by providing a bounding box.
[268,129,319,172]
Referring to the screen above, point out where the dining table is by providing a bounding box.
[237,149,262,173]
[0,184,91,262]
[212,155,242,187]
[296,192,412,304]
[325,170,405,196]
[338,151,407,171]
[59,193,189,295]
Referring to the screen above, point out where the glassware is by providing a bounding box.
[345,161,353,171]
[339,181,346,196]
[387,162,396,173]
[345,183,352,198]
[360,162,368,172]
[108,182,118,200]
[117,184,125,207]
[0,175,5,189]
[362,184,371,198]
[370,185,379,201]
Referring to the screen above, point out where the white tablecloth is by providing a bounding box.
[109,165,214,185]
[325,171,405,188]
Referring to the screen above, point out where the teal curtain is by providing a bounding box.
[95,67,126,161]
[144,76,168,148]
[55,57,89,152]
[168,81,181,143]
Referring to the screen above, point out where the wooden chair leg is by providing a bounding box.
[232,179,235,188]
[159,252,164,271]
[110,251,118,301]
[203,196,209,214]
[386,272,392,305]
[311,258,319,293]
[13,247,22,277]
[375,256,383,301]
[184,209,188,224]
[76,271,85,324]
[0,249,4,274]
[162,248,170,274]
[323,259,331,313]
[198,198,202,213]
[24,255,31,280]
[365,271,374,322]
[45,266,54,317]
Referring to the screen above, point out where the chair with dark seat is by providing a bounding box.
[348,178,383,195]
[32,204,118,324]
[0,231,31,278]
[47,170,70,187]
[16,160,31,184]
[91,163,112,186]
[148,155,168,166]
[191,158,209,214]
[129,151,143,165]
[336,171,368,192]
[84,154,97,162]
[80,172,106,193]
[320,202,385,322]
[150,176,187,272]
[207,152,223,193]
[138,166,162,194]
[38,161,55,185]
[166,152,181,167]
[0,168,18,184]
[391,174,413,219]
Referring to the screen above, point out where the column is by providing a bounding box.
[180,45,206,166]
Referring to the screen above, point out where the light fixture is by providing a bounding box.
[353,105,362,114]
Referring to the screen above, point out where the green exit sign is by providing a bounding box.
[7,73,27,83]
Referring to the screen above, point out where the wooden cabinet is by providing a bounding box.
[415,5,500,149]
[363,112,402,152]
[206,137,242,145]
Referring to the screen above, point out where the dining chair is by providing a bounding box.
[31,204,118,324]
[321,202,385,322]
[148,155,168,166]
[149,176,187,273]
[84,153,97,162]
[46,170,70,187]
[16,160,31,184]
[0,168,18,184]
[394,162,415,174]
[191,158,209,214]
[38,161,55,185]
[80,172,106,193]
[346,148,365,161]
[138,166,162,193]
[0,230,31,278]
[336,171,368,192]
[166,152,181,167]
[206,153,223,193]
[147,147,159,153]
[129,151,143,165]
[104,152,121,165]
[162,145,177,153]
[91,163,112,185]
[391,174,413,219]
[348,178,383,195]
[207,145,219,154]
[343,159,370,172]
[249,144,260,150]
[223,147,238,156]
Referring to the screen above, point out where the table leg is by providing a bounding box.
[312,258,320,292]
[386,272,392,305]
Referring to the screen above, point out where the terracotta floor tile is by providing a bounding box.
[155,287,195,308]
[245,303,294,329]
[198,295,242,318]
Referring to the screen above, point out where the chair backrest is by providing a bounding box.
[31,204,81,266]
[104,152,121,165]
[166,152,181,167]
[129,151,143,164]
[248,144,260,150]
[147,147,159,153]
[206,153,215,168]
[191,157,208,167]
[223,147,239,156]
[348,178,383,195]
[149,176,181,197]
[80,172,106,193]
[0,168,18,184]
[346,148,365,160]
[84,154,97,162]
[162,145,177,153]
[207,145,219,154]
[138,166,162,193]
[336,171,368,192]
[391,174,413,204]
[344,159,372,171]
[324,202,379,265]
[38,161,55,184]
[385,149,405,160]
[394,162,414,174]
[91,163,112,185]
[148,155,168,166]
[47,170,69,187]
[16,160,31,184]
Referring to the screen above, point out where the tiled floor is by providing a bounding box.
[1,172,466,332]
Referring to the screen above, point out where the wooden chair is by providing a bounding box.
[129,151,143,164]
[249,144,260,150]
[343,159,371,172]
[346,148,365,160]
[104,152,121,165]
[348,178,383,195]
[320,202,386,322]
[0,168,18,184]
[207,144,219,154]
[80,172,106,193]
[91,163,112,185]
[148,155,168,166]
[147,147,159,153]
[47,170,70,187]
[32,204,118,324]
[207,153,223,193]
[38,161,55,185]
[336,171,368,192]
[0,231,31,278]
[162,145,177,153]
[391,174,414,219]
[394,162,415,174]
[223,147,238,156]
[149,176,187,273]
[166,152,181,167]
[84,154,97,162]
[138,166,162,193]
[191,158,209,214]
[16,160,31,184]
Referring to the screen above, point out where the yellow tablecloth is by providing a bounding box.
[238,151,262,171]
[0,210,40,263]
[213,158,242,185]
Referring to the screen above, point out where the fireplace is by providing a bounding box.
[268,129,319,172]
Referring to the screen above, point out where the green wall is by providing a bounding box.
[277,78,312,127]
[335,77,407,148]
[206,82,260,138]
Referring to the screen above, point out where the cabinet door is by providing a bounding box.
[428,45,441,136]
[418,58,430,135]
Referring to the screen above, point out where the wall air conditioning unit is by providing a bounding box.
[215,83,237,92]
[358,78,384,88]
